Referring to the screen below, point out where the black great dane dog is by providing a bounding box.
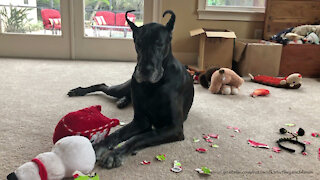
[68,10,194,169]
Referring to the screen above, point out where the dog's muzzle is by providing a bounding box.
[134,68,164,84]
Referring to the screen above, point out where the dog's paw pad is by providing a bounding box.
[67,87,86,97]
[99,151,124,169]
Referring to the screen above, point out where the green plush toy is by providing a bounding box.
[73,171,99,180]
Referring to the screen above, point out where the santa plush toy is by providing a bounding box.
[7,136,96,180]
[249,73,302,89]
[53,105,120,145]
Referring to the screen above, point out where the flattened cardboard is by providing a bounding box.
[234,39,283,76]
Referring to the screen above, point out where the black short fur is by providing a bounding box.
[199,67,220,89]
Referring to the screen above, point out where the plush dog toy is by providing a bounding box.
[53,105,119,145]
[292,25,320,37]
[249,73,302,89]
[7,136,96,180]
[200,67,244,95]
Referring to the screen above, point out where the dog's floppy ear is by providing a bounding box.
[163,10,175,32]
[126,10,138,32]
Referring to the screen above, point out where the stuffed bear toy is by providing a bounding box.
[53,105,119,145]
[249,73,302,89]
[7,136,96,180]
[292,25,320,37]
[200,67,244,95]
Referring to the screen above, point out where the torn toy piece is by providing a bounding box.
[155,154,166,161]
[206,139,213,143]
[195,167,212,175]
[303,141,311,145]
[196,148,207,153]
[203,135,210,140]
[302,152,308,156]
[210,144,219,148]
[193,138,200,143]
[248,139,269,149]
[208,133,219,139]
[170,160,182,173]
[233,127,241,133]
[311,133,320,137]
[251,89,270,97]
[227,126,233,129]
[140,160,151,165]
[285,123,296,127]
[272,147,281,153]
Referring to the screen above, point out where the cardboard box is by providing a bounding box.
[190,28,236,70]
[279,44,320,77]
[233,39,283,77]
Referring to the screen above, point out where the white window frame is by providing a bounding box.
[197,0,265,21]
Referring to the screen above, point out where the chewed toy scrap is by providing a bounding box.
[248,139,269,149]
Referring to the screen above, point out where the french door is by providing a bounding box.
[0,0,160,61]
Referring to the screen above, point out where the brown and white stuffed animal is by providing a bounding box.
[200,67,244,95]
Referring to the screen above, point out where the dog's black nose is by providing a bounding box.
[7,172,18,180]
[219,69,225,74]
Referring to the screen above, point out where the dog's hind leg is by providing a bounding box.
[68,80,132,108]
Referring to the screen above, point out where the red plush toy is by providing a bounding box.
[53,105,119,145]
[249,73,302,89]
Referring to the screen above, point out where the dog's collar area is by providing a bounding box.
[31,158,48,180]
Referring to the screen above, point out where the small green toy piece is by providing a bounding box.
[285,123,296,127]
[73,171,99,180]
[155,154,166,161]
[210,144,219,148]
[195,166,212,175]
[193,138,200,142]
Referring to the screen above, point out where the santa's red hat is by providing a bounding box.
[53,105,119,144]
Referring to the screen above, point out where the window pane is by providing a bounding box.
[84,0,144,39]
[0,0,61,35]
[208,0,266,7]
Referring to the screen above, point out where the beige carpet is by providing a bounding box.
[0,58,319,180]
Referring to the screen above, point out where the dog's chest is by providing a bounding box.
[132,83,173,125]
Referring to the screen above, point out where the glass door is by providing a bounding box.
[0,0,158,60]
[72,0,155,61]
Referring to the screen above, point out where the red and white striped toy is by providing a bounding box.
[53,105,119,145]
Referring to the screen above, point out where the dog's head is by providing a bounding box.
[126,10,175,83]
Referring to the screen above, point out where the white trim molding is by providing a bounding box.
[198,0,265,22]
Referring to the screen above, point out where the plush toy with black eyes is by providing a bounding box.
[249,73,302,89]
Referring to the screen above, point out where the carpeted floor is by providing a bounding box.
[0,58,319,180]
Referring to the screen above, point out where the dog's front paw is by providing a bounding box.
[116,96,130,109]
[98,151,124,169]
[67,87,87,97]
[94,143,110,161]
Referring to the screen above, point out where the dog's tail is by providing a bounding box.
[125,10,137,32]
[163,10,175,31]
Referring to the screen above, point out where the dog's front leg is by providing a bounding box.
[98,125,184,169]
[94,117,151,160]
